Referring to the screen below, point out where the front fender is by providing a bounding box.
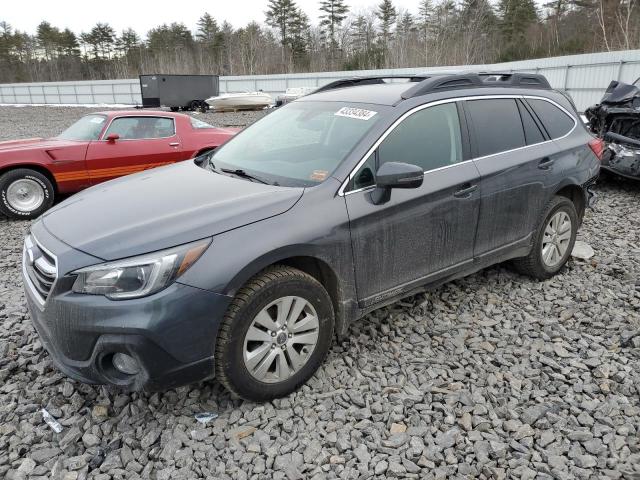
[178,181,359,336]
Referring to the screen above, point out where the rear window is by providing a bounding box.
[466,99,526,157]
[526,99,575,139]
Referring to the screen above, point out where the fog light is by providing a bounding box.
[112,353,140,375]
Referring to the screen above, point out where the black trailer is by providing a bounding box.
[139,74,219,111]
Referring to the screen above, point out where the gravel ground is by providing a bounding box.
[1,106,639,480]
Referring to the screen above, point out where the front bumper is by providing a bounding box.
[23,226,232,391]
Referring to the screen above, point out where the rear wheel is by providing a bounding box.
[215,265,334,401]
[513,196,578,279]
[0,168,54,220]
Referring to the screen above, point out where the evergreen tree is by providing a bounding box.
[58,29,80,57]
[498,0,538,57]
[417,0,433,64]
[147,23,193,52]
[288,8,310,66]
[117,28,140,54]
[196,13,218,45]
[397,11,415,37]
[376,0,397,48]
[36,21,61,60]
[318,0,349,52]
[81,23,116,59]
[265,0,297,46]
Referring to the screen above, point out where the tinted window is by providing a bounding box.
[378,103,462,172]
[105,117,175,140]
[517,100,545,145]
[527,99,575,139]
[466,99,526,157]
[350,154,376,191]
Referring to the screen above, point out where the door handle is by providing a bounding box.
[453,183,477,198]
[169,142,180,147]
[538,157,555,170]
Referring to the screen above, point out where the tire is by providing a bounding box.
[513,196,578,280]
[0,168,54,220]
[169,106,180,112]
[215,265,334,401]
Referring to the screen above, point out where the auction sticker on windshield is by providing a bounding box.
[335,107,377,121]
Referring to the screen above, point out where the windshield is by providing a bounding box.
[210,102,382,187]
[57,114,107,141]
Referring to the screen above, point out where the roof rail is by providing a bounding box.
[401,72,551,99]
[314,75,430,94]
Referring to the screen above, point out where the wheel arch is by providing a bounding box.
[554,182,586,222]
[0,163,58,194]
[225,250,352,339]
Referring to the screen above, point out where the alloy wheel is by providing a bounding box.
[243,296,319,383]
[541,211,572,268]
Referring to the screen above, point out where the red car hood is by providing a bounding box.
[0,137,82,152]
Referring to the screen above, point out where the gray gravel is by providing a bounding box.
[1,106,640,479]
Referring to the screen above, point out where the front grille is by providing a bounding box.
[23,234,58,305]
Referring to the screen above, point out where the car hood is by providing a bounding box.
[0,137,79,152]
[41,161,304,261]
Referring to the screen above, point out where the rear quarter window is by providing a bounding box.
[526,99,576,139]
[516,99,545,145]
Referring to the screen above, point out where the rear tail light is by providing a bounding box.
[588,138,605,161]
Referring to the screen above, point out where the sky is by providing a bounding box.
[2,0,421,36]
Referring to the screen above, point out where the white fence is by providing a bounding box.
[1,50,639,112]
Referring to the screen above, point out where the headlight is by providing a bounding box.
[72,239,210,299]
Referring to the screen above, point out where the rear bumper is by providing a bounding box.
[24,273,232,391]
[601,144,640,180]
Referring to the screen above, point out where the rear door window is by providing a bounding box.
[465,98,526,157]
[517,100,545,145]
[526,99,575,139]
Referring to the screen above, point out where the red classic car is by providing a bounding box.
[0,110,238,219]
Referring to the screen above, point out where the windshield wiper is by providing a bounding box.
[221,168,270,185]
[207,157,221,173]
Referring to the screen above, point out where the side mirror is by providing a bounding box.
[106,133,119,142]
[371,162,424,204]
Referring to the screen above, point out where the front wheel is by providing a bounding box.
[215,265,334,401]
[0,168,55,220]
[513,196,578,279]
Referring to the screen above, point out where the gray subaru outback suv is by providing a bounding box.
[23,73,600,401]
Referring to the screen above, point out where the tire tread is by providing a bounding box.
[215,265,332,400]
[513,195,577,279]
